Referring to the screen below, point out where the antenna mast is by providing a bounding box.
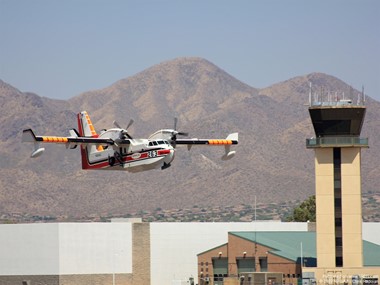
[309,82,312,106]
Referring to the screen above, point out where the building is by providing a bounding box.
[197,231,315,285]
[304,94,380,278]
[196,93,380,285]
[0,221,379,285]
[0,221,310,285]
[197,231,380,285]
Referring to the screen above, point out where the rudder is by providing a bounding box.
[77,111,98,137]
[77,111,103,169]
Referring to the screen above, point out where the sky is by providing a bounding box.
[1,0,379,101]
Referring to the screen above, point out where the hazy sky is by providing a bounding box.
[1,0,379,101]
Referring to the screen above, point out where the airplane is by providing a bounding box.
[22,111,238,173]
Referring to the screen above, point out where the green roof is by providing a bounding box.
[230,231,380,266]
[230,232,316,264]
[363,240,380,266]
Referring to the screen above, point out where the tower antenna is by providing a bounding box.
[309,82,312,106]
[362,85,366,104]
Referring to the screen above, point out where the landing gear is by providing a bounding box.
[108,156,116,166]
[161,162,171,170]
[108,151,124,167]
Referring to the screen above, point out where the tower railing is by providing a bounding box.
[306,137,369,148]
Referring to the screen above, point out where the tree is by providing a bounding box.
[286,195,316,222]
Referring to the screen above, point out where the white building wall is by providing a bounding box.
[362,222,380,245]
[0,221,378,284]
[0,224,59,275]
[58,223,132,274]
[0,223,132,275]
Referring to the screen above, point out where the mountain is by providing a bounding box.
[0,58,379,217]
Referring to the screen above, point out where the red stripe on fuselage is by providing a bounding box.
[81,149,169,170]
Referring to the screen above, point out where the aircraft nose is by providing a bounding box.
[169,148,175,163]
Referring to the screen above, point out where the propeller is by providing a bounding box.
[171,117,188,147]
[113,119,134,140]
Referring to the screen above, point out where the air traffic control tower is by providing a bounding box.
[303,91,380,280]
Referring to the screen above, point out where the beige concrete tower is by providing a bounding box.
[306,99,368,269]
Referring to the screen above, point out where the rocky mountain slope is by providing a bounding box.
[0,57,379,217]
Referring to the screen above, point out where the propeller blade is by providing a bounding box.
[114,119,134,139]
[114,119,134,130]
[113,120,122,129]
[126,119,134,130]
[171,118,189,146]
[123,132,133,140]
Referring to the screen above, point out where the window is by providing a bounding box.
[336,257,343,267]
[237,258,255,273]
[259,257,268,272]
[212,258,227,284]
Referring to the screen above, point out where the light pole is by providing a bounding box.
[113,253,115,285]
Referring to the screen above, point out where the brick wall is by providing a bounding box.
[0,275,59,285]
[197,233,303,284]
[132,222,150,285]
[0,274,133,285]
[60,273,132,285]
[197,244,228,285]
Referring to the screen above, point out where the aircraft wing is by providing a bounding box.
[175,133,238,160]
[175,133,238,146]
[22,129,130,157]
[22,129,116,145]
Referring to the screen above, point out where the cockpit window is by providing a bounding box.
[149,140,170,146]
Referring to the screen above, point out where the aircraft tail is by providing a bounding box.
[77,111,103,169]
[77,111,98,137]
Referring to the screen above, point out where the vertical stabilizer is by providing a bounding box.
[77,111,103,169]
[77,111,98,137]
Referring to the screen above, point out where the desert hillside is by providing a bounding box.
[0,57,379,218]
